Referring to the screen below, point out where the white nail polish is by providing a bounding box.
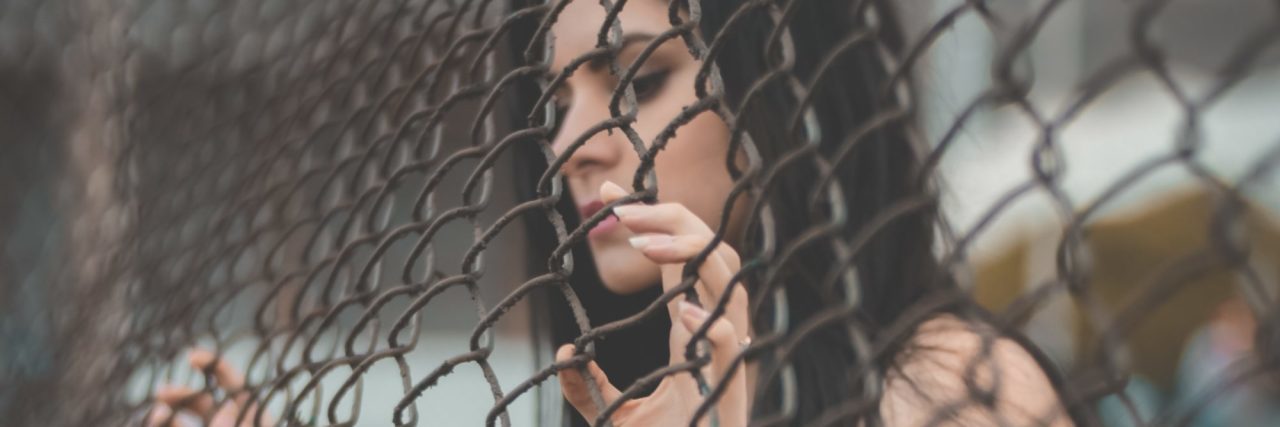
[679,300,707,321]
[629,234,671,248]
[600,180,628,198]
[612,205,638,218]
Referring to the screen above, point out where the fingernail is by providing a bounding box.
[679,300,707,322]
[612,204,640,218]
[628,234,673,249]
[600,180,628,200]
[678,301,709,333]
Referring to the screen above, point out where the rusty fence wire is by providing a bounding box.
[3,0,1280,426]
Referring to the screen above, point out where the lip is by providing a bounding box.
[578,199,621,238]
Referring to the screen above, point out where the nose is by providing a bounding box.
[550,90,627,179]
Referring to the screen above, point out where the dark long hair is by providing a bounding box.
[506,0,982,425]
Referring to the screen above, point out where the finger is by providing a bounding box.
[601,179,742,294]
[602,180,711,236]
[154,385,215,418]
[677,302,744,377]
[612,202,714,237]
[627,233,730,265]
[600,180,630,204]
[601,180,743,276]
[677,301,750,427]
[613,200,746,324]
[555,344,623,422]
[188,348,246,393]
[633,234,729,299]
[631,233,750,338]
[634,233,740,306]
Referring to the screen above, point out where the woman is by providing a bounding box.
[516,0,1078,425]
[150,0,1076,425]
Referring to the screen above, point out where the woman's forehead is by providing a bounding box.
[549,0,673,67]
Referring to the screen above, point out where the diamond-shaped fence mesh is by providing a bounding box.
[3,0,1280,426]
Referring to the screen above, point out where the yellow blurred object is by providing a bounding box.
[975,189,1280,390]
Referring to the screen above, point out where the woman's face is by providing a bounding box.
[547,0,742,294]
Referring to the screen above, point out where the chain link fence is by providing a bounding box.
[3,0,1280,425]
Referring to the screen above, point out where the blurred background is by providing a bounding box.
[919,1,1280,425]
[3,0,1279,425]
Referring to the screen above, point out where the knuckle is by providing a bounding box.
[708,318,737,344]
[680,234,713,253]
[554,344,577,363]
[716,243,742,267]
[656,202,698,223]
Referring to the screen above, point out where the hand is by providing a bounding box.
[146,348,273,427]
[556,181,751,426]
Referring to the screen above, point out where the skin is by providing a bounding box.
[145,349,268,427]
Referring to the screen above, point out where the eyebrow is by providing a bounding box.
[544,32,660,81]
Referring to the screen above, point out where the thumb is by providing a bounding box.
[555,344,623,422]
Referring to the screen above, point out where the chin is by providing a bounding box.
[591,245,661,295]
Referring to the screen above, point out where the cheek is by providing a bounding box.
[652,111,735,224]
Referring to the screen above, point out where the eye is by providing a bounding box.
[630,69,670,102]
